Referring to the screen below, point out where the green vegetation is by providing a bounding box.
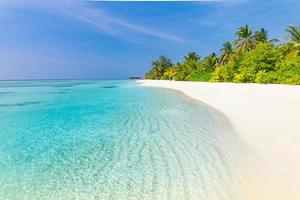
[145,25,300,85]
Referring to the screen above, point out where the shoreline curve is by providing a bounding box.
[138,80,300,200]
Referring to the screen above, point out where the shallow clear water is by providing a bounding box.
[0,80,249,200]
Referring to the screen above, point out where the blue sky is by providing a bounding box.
[0,0,299,80]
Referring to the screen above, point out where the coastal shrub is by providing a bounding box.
[160,75,169,80]
[255,70,279,84]
[238,43,278,70]
[210,61,236,82]
[173,71,186,81]
[210,66,222,82]
[233,67,256,83]
[255,70,268,83]
[189,69,212,81]
[276,56,300,84]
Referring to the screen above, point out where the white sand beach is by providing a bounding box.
[138,80,300,200]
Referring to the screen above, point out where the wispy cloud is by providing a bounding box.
[0,0,186,42]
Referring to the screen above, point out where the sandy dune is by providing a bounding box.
[138,80,300,200]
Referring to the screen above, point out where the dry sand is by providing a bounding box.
[138,80,300,200]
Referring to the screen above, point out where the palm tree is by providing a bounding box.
[151,56,173,78]
[254,28,268,43]
[234,25,255,54]
[254,28,278,44]
[179,52,201,80]
[205,53,218,70]
[285,25,300,43]
[284,25,300,56]
[219,42,233,65]
[184,52,200,61]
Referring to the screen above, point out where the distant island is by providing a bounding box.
[144,25,300,85]
[129,76,141,80]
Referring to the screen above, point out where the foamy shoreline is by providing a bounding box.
[138,80,300,200]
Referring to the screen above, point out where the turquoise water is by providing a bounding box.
[0,80,249,200]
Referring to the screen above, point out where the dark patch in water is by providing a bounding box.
[0,81,96,88]
[51,81,96,88]
[0,92,14,95]
[0,84,51,88]
[45,80,72,83]
[102,86,119,89]
[51,84,76,88]
[0,101,40,107]
[48,91,66,94]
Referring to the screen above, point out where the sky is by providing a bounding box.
[0,0,299,80]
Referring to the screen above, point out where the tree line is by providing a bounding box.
[144,25,300,85]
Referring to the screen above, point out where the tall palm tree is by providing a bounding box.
[285,25,300,43]
[219,42,233,65]
[254,28,268,43]
[184,52,200,61]
[234,25,255,54]
[254,28,278,44]
[151,55,173,78]
[180,52,200,81]
[284,25,300,56]
[205,53,218,70]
